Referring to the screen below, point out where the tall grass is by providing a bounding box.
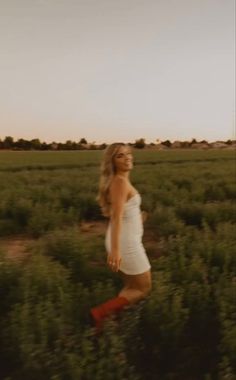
[0,149,235,379]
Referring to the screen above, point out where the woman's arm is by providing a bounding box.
[107,176,128,272]
[141,210,148,223]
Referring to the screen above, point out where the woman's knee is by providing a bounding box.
[141,283,152,297]
[138,278,152,298]
[120,271,152,299]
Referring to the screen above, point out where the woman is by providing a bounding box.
[90,142,152,330]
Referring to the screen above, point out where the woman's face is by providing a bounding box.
[113,145,133,173]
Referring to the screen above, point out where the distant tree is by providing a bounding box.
[134,138,146,149]
[79,138,87,145]
[90,143,97,150]
[190,138,198,145]
[65,140,74,150]
[71,142,78,150]
[98,143,107,150]
[15,138,31,150]
[3,136,14,149]
[57,143,65,150]
[15,138,24,150]
[226,140,232,145]
[30,138,41,150]
[200,140,208,144]
[41,142,49,150]
[162,140,172,148]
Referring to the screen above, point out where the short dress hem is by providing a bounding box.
[119,266,151,276]
[105,193,151,275]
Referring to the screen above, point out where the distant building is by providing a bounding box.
[171,141,182,149]
[50,143,58,150]
[191,142,210,149]
[211,142,228,149]
[155,143,169,150]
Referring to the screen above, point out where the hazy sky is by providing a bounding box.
[0,0,235,143]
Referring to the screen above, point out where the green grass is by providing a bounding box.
[0,148,234,169]
[0,149,235,380]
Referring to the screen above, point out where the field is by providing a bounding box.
[0,149,235,380]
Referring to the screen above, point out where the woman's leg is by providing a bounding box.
[90,271,151,331]
[118,270,152,304]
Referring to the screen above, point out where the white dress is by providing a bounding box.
[105,193,151,275]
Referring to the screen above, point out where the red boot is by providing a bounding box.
[90,296,130,332]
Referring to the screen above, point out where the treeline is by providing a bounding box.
[0,136,104,151]
[0,136,235,151]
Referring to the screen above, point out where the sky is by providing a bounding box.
[0,0,235,144]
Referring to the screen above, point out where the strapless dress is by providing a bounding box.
[105,193,151,275]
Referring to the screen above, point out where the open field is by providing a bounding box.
[0,148,234,169]
[0,149,235,380]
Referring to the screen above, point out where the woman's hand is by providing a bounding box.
[141,210,148,223]
[107,252,122,272]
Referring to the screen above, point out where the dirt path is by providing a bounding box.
[0,237,34,262]
[0,222,107,262]
[0,220,161,262]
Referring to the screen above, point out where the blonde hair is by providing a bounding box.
[96,142,130,217]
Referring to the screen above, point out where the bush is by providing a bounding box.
[149,205,185,238]
[0,253,140,380]
[39,229,89,283]
[176,203,204,227]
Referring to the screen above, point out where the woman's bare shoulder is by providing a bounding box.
[111,175,129,187]
[109,176,129,197]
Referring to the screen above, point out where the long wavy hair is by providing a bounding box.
[96,142,130,217]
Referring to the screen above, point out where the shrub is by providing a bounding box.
[39,229,89,283]
[176,203,204,227]
[0,253,139,380]
[149,205,185,238]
